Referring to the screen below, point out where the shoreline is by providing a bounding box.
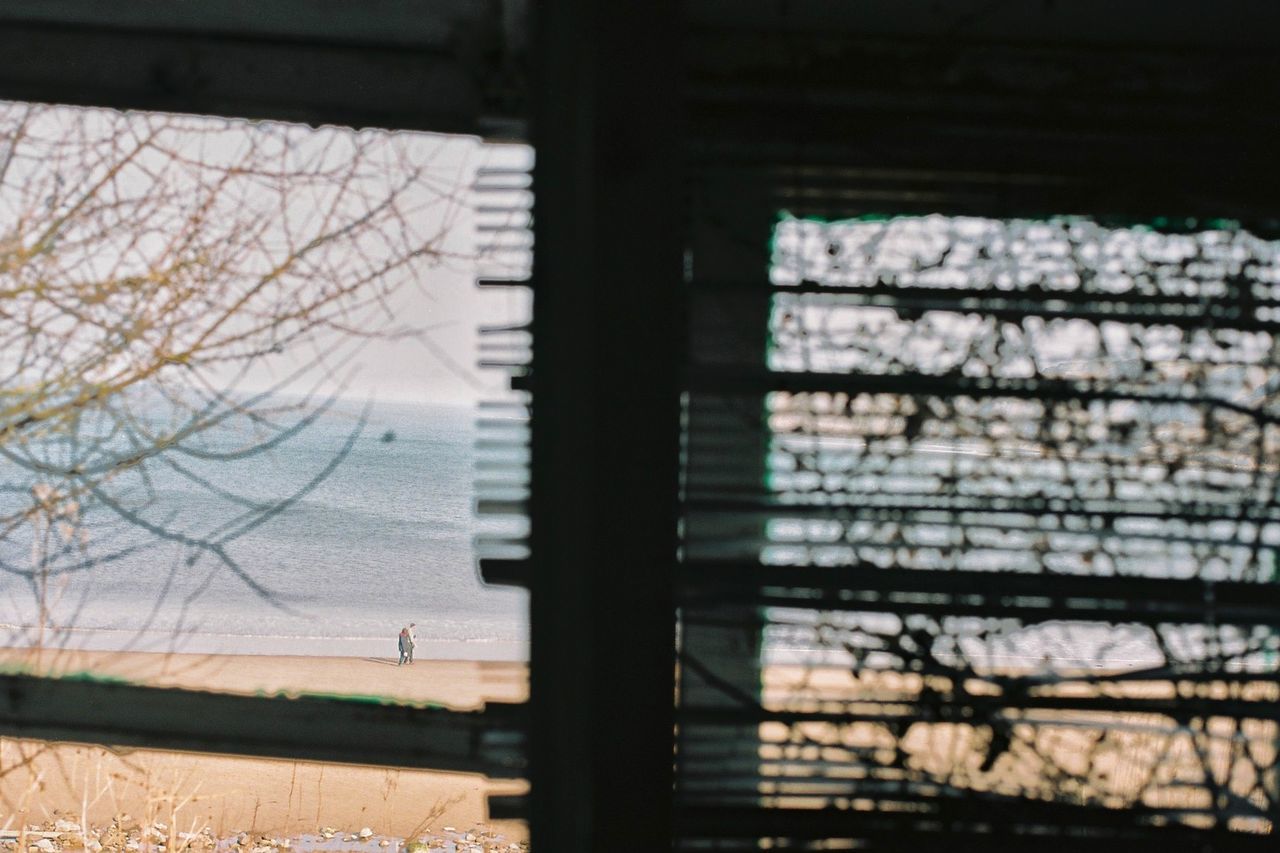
[0,629,529,664]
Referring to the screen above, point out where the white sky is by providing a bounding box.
[1,101,531,409]
[223,132,532,409]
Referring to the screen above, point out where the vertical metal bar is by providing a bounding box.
[528,1,681,850]
[677,172,774,830]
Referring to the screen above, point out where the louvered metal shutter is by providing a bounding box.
[673,5,1280,849]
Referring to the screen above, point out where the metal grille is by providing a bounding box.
[472,147,534,821]
[676,214,1280,848]
[474,147,533,584]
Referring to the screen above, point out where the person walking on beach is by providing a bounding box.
[405,622,417,664]
[397,624,410,666]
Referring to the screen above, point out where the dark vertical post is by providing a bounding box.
[528,2,681,851]
[678,172,774,819]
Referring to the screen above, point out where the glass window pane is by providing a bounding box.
[0,102,529,700]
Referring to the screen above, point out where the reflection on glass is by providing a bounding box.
[0,102,528,690]
[757,215,1280,833]
[673,213,1279,840]
[0,102,530,835]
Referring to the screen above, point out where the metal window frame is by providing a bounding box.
[5,2,1280,851]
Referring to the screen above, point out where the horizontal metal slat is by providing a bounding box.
[480,558,530,588]
[687,369,1271,423]
[0,673,527,776]
[679,561,1280,626]
[674,803,1276,850]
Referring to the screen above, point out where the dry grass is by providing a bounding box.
[0,738,527,849]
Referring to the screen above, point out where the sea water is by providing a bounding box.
[0,399,528,660]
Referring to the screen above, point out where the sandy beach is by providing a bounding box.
[0,650,529,843]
